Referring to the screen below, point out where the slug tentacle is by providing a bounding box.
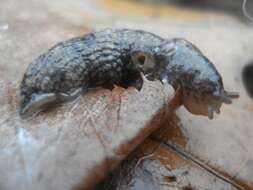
[208,106,214,119]
[213,90,239,104]
[224,90,240,99]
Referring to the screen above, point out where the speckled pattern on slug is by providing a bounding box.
[20,28,238,118]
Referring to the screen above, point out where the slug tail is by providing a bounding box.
[20,93,57,118]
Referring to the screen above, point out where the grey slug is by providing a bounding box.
[20,28,239,118]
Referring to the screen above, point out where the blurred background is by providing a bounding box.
[1,0,253,190]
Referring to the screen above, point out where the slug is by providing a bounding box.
[20,28,238,118]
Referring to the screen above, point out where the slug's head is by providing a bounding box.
[182,87,239,119]
[164,39,239,119]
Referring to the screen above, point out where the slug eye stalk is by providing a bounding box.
[213,90,239,104]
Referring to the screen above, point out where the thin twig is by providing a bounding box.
[242,0,253,22]
[151,137,248,190]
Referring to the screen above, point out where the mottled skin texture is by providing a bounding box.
[20,28,238,118]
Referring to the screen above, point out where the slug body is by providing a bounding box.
[20,29,238,118]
